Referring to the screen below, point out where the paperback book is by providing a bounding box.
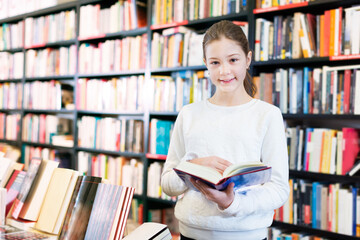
[174,161,272,191]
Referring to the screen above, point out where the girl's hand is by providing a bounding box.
[188,156,232,174]
[190,178,235,210]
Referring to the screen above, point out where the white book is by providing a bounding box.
[354,70,360,114]
[299,13,313,58]
[331,70,338,115]
[123,222,171,240]
[0,187,6,225]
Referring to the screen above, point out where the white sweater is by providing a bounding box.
[161,99,289,240]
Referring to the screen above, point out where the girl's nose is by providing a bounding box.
[219,64,230,75]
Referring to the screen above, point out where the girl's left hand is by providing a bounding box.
[190,178,235,210]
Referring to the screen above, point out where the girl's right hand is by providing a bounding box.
[188,156,232,174]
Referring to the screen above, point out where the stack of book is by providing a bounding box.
[0,155,135,240]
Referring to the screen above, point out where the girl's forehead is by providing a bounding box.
[206,38,244,55]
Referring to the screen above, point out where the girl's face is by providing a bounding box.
[204,37,251,96]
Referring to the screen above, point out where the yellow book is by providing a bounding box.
[320,130,330,173]
[35,168,79,234]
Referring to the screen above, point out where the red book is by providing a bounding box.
[323,10,331,56]
[11,158,41,219]
[5,171,26,215]
[342,128,360,175]
[343,69,351,114]
[4,170,20,191]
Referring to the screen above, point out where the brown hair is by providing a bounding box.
[202,20,256,97]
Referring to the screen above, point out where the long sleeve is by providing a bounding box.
[219,108,290,216]
[161,110,189,196]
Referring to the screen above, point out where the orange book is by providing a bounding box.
[329,9,336,56]
[323,10,331,56]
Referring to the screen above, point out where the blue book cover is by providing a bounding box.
[311,182,319,229]
[174,161,272,191]
[303,67,309,114]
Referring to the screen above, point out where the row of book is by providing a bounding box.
[0,52,23,80]
[23,80,63,110]
[256,0,311,9]
[0,0,71,20]
[147,161,177,201]
[151,26,205,68]
[0,156,135,239]
[76,76,145,112]
[23,145,71,170]
[78,34,147,74]
[276,179,360,237]
[0,21,24,50]
[0,82,22,109]
[0,113,20,141]
[26,46,76,77]
[24,10,76,48]
[78,152,143,196]
[79,1,146,39]
[254,6,360,61]
[285,125,360,176]
[149,70,212,112]
[22,114,72,146]
[77,117,144,153]
[149,119,174,156]
[268,227,328,240]
[254,64,360,115]
[151,0,246,26]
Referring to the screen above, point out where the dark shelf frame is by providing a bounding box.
[25,75,75,81]
[22,109,75,114]
[289,170,360,185]
[24,39,77,50]
[272,221,360,240]
[150,65,207,73]
[76,147,145,158]
[78,70,146,78]
[22,141,74,150]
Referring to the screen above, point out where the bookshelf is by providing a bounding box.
[253,0,360,239]
[1,0,360,239]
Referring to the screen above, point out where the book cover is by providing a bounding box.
[10,158,41,219]
[19,159,59,221]
[342,128,360,175]
[58,176,102,240]
[84,183,123,240]
[5,171,25,216]
[123,222,171,240]
[174,161,272,191]
[35,168,79,234]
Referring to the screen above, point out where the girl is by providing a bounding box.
[161,20,289,240]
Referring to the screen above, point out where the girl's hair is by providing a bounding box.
[202,20,256,97]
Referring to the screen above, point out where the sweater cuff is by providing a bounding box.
[217,193,253,216]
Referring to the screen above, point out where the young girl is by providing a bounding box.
[161,20,289,240]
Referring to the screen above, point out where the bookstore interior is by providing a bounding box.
[0,0,360,239]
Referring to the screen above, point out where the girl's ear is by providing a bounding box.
[246,51,252,69]
[203,58,207,67]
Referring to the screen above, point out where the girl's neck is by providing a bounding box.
[209,92,253,106]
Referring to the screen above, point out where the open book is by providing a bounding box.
[174,161,271,191]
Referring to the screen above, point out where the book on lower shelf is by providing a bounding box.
[0,224,56,240]
[174,161,272,191]
[123,222,171,240]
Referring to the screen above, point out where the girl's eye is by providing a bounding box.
[230,58,238,63]
[210,61,219,65]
